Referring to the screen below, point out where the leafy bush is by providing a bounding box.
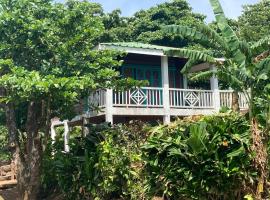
[42,113,256,200]
[42,122,149,200]
[143,113,254,200]
[95,121,149,200]
[41,125,100,200]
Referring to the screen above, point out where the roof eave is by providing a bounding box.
[97,43,166,56]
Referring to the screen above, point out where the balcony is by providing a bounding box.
[84,87,249,124]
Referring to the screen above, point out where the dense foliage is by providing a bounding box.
[0,0,125,198]
[163,0,270,198]
[42,113,256,200]
[238,0,270,42]
[102,0,205,47]
[42,122,148,200]
[143,114,253,200]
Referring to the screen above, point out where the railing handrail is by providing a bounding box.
[114,86,163,91]
[169,88,213,92]
[219,90,234,93]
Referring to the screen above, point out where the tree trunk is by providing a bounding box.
[251,118,268,200]
[17,101,43,200]
[232,91,240,112]
[43,98,51,149]
[4,103,19,166]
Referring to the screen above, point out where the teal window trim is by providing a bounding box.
[121,64,177,88]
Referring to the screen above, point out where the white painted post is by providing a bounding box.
[183,75,188,89]
[50,123,56,145]
[63,120,70,152]
[161,56,170,124]
[105,89,113,124]
[210,65,220,111]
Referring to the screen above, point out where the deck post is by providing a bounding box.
[161,56,170,124]
[105,89,113,124]
[63,120,70,152]
[50,124,56,145]
[210,65,220,111]
[50,117,60,146]
[183,75,188,89]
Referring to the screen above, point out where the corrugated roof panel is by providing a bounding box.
[100,42,173,51]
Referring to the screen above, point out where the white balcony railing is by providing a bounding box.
[220,90,249,109]
[86,88,250,113]
[113,87,163,107]
[169,89,214,108]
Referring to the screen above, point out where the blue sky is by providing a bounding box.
[56,0,260,22]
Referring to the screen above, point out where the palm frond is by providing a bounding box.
[163,25,227,50]
[192,23,229,50]
[239,40,252,58]
[218,68,245,90]
[251,35,270,51]
[164,25,205,39]
[256,56,270,71]
[209,0,246,65]
[189,71,214,82]
[181,59,200,74]
[165,48,216,64]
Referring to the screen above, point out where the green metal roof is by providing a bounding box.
[100,42,176,51]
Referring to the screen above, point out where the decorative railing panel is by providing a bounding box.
[88,89,106,108]
[113,87,163,107]
[220,90,249,109]
[169,89,214,108]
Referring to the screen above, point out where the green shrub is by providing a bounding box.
[95,121,149,200]
[41,125,102,200]
[42,122,149,200]
[143,113,254,200]
[42,113,256,200]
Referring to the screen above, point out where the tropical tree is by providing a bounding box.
[0,0,124,199]
[101,9,132,42]
[239,0,270,42]
[163,0,270,198]
[101,0,206,47]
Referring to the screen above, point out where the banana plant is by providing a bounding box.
[163,0,269,116]
[163,0,270,198]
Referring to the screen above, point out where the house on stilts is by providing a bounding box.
[51,42,249,151]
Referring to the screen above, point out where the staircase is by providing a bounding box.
[0,162,17,188]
